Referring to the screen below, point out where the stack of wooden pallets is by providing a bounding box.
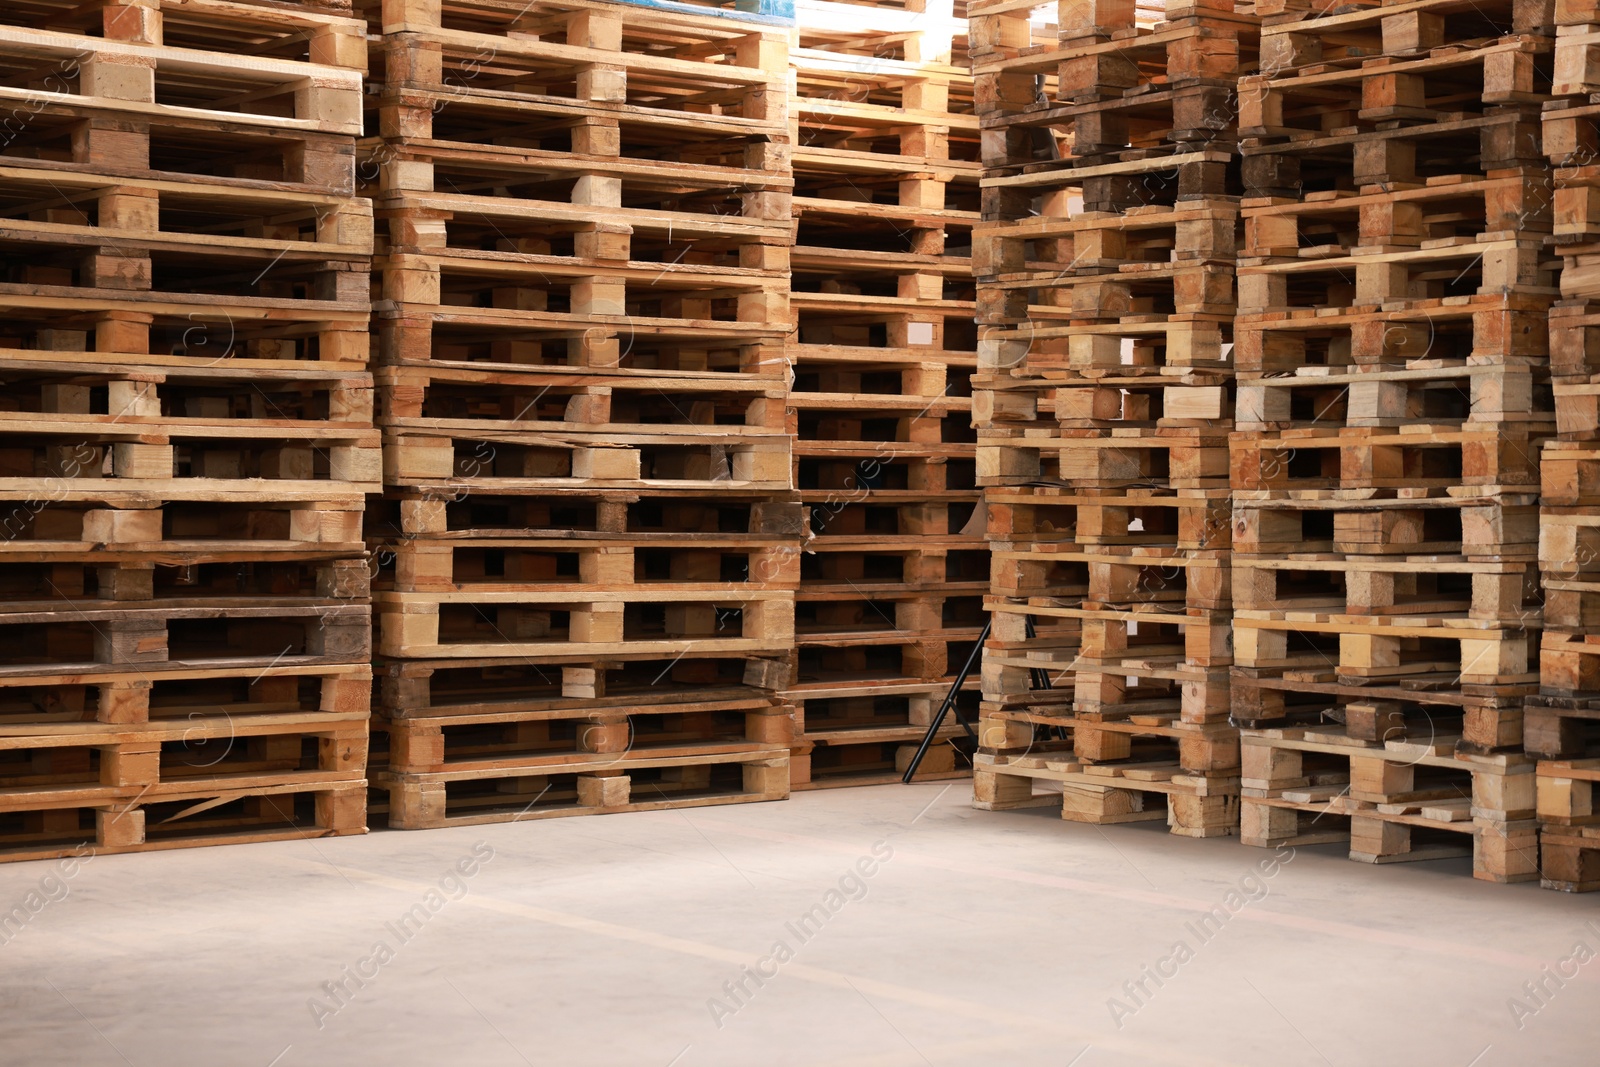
[1232,0,1557,882]
[966,0,1252,837]
[0,0,376,859]
[359,0,798,827]
[1533,2,1600,890]
[785,0,984,788]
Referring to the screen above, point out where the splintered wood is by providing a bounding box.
[0,0,373,860]
[785,0,983,788]
[359,0,796,825]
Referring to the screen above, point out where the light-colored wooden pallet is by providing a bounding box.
[0,660,370,728]
[1236,364,1550,433]
[375,585,793,659]
[1234,293,1551,373]
[1240,723,1538,882]
[0,597,371,672]
[0,778,366,863]
[378,696,789,774]
[1231,493,1538,559]
[5,0,368,62]
[1230,425,1548,493]
[974,749,1240,838]
[982,703,1240,770]
[980,427,1231,488]
[375,744,789,828]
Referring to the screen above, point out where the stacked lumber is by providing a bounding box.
[966,0,1252,837]
[1533,12,1600,888]
[785,0,984,788]
[359,0,797,827]
[0,0,376,859]
[1233,0,1557,881]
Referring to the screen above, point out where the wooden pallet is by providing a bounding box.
[986,598,1232,686]
[1236,364,1550,432]
[376,586,793,659]
[0,777,366,862]
[1239,236,1553,316]
[795,594,985,674]
[1234,611,1537,687]
[0,711,367,802]
[1239,723,1538,882]
[979,369,1235,434]
[0,659,369,728]
[375,744,789,828]
[381,425,791,493]
[1232,493,1538,559]
[1233,555,1538,622]
[377,534,798,596]
[1538,823,1600,891]
[378,651,790,717]
[1234,293,1551,373]
[980,427,1231,488]
[986,486,1232,552]
[0,17,364,192]
[978,316,1234,379]
[1242,41,1552,146]
[7,0,369,48]
[1230,425,1547,492]
[1244,172,1552,258]
[378,695,789,775]
[1239,107,1545,200]
[984,257,1239,321]
[0,597,370,670]
[982,703,1240,773]
[993,545,1231,612]
[1229,671,1528,746]
[789,677,976,741]
[366,0,790,123]
[974,751,1240,838]
[973,5,1256,112]
[0,496,366,557]
[1257,0,1554,75]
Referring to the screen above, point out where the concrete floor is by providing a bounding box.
[1,785,1597,1067]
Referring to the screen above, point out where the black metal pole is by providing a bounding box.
[901,618,989,783]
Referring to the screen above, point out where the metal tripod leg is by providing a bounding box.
[900,619,987,783]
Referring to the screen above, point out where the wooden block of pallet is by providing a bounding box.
[1538,824,1600,891]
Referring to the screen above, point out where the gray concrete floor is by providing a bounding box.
[1,784,1597,1066]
